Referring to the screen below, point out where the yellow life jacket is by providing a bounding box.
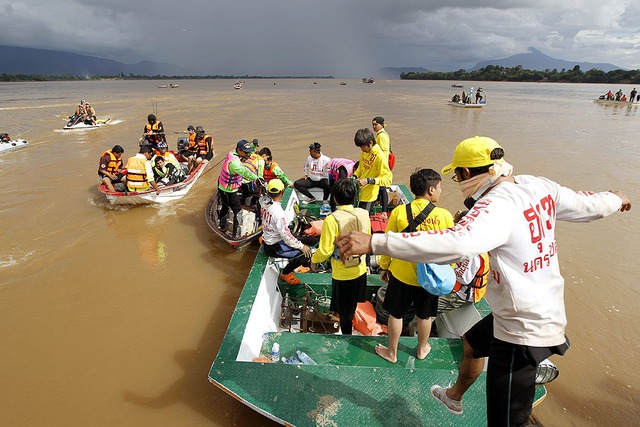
[126,155,150,191]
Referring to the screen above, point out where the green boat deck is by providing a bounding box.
[208,187,546,426]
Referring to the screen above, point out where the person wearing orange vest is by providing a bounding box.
[98,145,125,192]
[190,126,214,173]
[124,145,160,194]
[142,114,165,149]
[84,102,96,124]
[258,147,292,186]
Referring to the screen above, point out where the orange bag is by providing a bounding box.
[353,301,388,336]
[388,151,396,170]
[303,220,324,236]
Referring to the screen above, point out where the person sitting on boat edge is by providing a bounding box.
[376,168,454,363]
[179,125,198,169]
[84,102,96,125]
[217,139,261,238]
[119,145,160,195]
[190,126,214,173]
[293,142,331,204]
[259,147,293,187]
[98,145,126,192]
[310,179,370,335]
[352,128,393,214]
[335,136,631,425]
[261,179,312,285]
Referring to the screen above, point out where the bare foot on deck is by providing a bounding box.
[416,342,432,360]
[375,344,397,363]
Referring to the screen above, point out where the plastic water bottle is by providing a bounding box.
[281,356,302,365]
[319,202,331,219]
[296,350,317,365]
[271,343,280,362]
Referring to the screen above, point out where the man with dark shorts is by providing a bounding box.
[98,145,125,192]
[335,136,631,426]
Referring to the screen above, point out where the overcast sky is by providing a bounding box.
[2,0,639,76]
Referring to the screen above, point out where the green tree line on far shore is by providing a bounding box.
[0,73,334,82]
[401,65,640,84]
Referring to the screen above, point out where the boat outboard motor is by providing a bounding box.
[176,136,189,152]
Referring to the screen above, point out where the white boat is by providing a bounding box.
[63,116,111,130]
[448,101,485,108]
[0,134,28,154]
[158,83,180,88]
[98,160,209,206]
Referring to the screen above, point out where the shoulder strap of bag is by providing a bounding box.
[402,202,435,233]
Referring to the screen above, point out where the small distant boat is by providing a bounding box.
[362,78,375,83]
[339,81,347,85]
[0,133,28,154]
[63,116,111,130]
[98,159,208,206]
[451,83,463,88]
[593,97,637,105]
[158,83,179,88]
[448,101,485,108]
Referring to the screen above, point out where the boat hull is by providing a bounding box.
[448,101,485,108]
[205,189,263,247]
[98,160,207,206]
[208,185,546,425]
[0,139,28,154]
[593,98,637,105]
[64,117,111,130]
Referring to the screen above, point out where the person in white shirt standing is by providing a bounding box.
[335,136,631,426]
[293,142,331,204]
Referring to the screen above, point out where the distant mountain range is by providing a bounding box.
[378,47,624,78]
[0,44,626,78]
[0,45,192,76]
[469,47,623,72]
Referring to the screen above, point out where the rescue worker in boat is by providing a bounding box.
[98,145,126,192]
[326,157,356,211]
[178,125,198,168]
[475,87,485,104]
[142,114,166,150]
[258,147,293,187]
[152,156,181,186]
[152,141,185,183]
[240,140,265,207]
[190,126,214,173]
[217,139,262,238]
[122,145,161,195]
[73,102,87,122]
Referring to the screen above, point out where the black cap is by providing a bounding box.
[309,142,321,151]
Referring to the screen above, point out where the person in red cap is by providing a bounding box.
[335,135,631,426]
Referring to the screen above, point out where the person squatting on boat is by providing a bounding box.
[310,178,371,335]
[352,128,393,214]
[293,142,332,204]
[116,145,161,195]
[335,136,631,426]
[376,168,454,363]
[98,145,126,192]
[262,178,313,285]
[217,140,261,238]
[326,157,356,211]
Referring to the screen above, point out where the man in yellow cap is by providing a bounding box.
[261,178,312,285]
[335,135,631,426]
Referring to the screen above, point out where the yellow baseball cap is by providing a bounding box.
[267,178,285,194]
[441,136,503,175]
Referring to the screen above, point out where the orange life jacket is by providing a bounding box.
[196,134,212,155]
[101,150,122,174]
[263,161,279,182]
